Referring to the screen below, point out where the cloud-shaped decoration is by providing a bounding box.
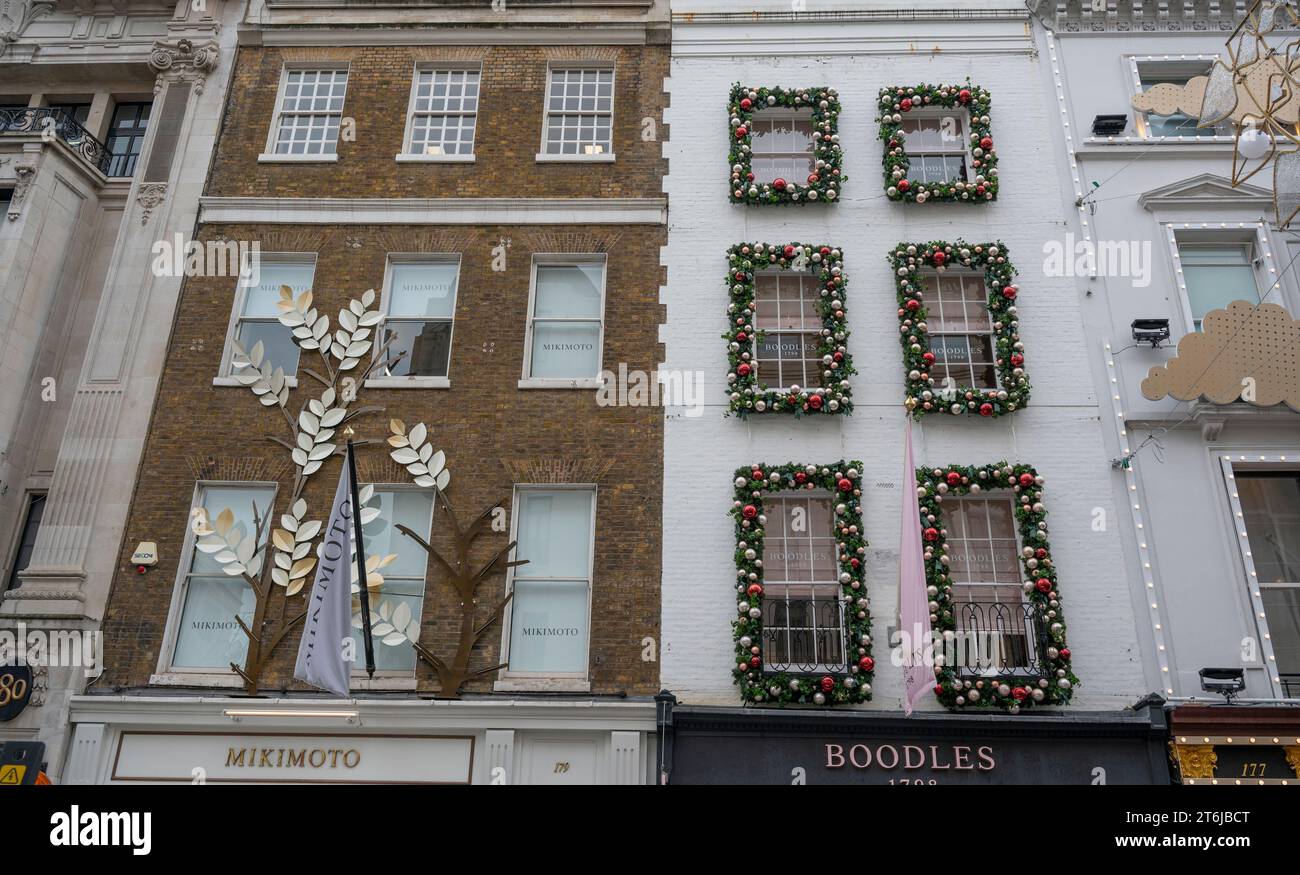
[1132,58,1300,126]
[1141,301,1300,411]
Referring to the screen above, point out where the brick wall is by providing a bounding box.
[207,44,667,199]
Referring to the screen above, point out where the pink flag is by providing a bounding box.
[898,416,933,716]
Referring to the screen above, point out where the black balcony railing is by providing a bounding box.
[761,595,848,674]
[952,600,1050,678]
[1282,674,1300,699]
[0,107,116,176]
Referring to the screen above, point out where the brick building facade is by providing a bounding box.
[64,0,669,785]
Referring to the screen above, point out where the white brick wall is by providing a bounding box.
[660,14,1149,711]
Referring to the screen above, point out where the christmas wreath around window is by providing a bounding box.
[725,242,854,417]
[891,240,1030,418]
[731,462,872,706]
[878,82,997,203]
[728,83,844,205]
[915,462,1077,713]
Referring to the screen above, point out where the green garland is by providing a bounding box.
[728,84,844,205]
[731,462,872,706]
[725,242,855,417]
[891,240,1030,418]
[916,462,1079,713]
[878,82,997,203]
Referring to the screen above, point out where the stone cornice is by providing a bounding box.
[1030,0,1297,34]
[199,196,669,226]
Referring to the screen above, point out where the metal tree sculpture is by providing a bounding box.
[387,419,525,698]
[191,285,424,695]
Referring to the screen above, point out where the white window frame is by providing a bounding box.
[258,64,350,163]
[535,64,616,163]
[518,254,607,389]
[758,490,846,675]
[214,251,315,387]
[898,107,972,185]
[944,493,1039,678]
[753,267,824,393]
[155,480,278,681]
[747,107,816,186]
[350,482,436,682]
[1127,55,1235,143]
[365,253,461,389]
[496,483,597,691]
[920,268,1001,394]
[1165,223,1270,336]
[396,63,480,163]
[1218,454,1300,699]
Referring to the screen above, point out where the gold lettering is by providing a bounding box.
[343,749,360,769]
[308,749,326,768]
[225,748,246,768]
[286,749,306,768]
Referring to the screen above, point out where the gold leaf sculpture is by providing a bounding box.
[1141,300,1300,410]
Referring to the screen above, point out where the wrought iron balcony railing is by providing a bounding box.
[0,107,116,177]
[952,600,1050,678]
[761,595,848,674]
[1282,673,1300,699]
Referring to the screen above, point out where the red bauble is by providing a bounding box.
[747,583,763,597]
[742,504,758,519]
[750,656,761,668]
[734,271,746,280]
[783,245,796,258]
[1012,686,1028,701]
[922,352,936,366]
[980,403,994,416]
[850,557,860,568]
[735,126,748,138]
[979,136,993,150]
[1059,648,1071,660]
[923,527,939,541]
[976,185,986,196]
[820,247,831,256]
[795,471,807,483]
[958,88,971,103]
[905,299,921,311]
[820,676,835,693]
[736,331,748,342]
[837,477,852,492]
[751,469,764,480]
[1035,577,1052,593]
[740,98,753,110]
[1010,353,1024,367]
[859,656,875,672]
[931,251,946,265]
[1035,548,1047,559]
[746,172,754,181]
[737,363,752,377]
[807,173,819,184]
[897,179,910,192]
[773,177,787,190]
[808,395,824,410]
[900,98,913,111]
[833,351,844,362]
[946,471,962,486]
[1002,285,1018,299]
[1019,473,1035,487]
[934,684,945,695]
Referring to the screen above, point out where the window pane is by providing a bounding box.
[1237,473,1300,583]
[388,262,458,319]
[190,486,274,575]
[515,490,593,578]
[361,490,434,578]
[4,493,45,591]
[353,579,422,672]
[243,261,315,316]
[529,321,601,378]
[1262,588,1300,679]
[534,264,602,318]
[235,321,301,376]
[379,321,452,378]
[172,576,256,669]
[1179,245,1257,325]
[509,579,588,673]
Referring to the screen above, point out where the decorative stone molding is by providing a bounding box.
[1169,741,1218,779]
[0,0,55,58]
[136,182,167,226]
[1031,0,1250,31]
[149,37,221,94]
[6,160,36,221]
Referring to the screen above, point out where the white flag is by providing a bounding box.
[293,461,355,697]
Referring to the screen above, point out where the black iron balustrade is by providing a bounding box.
[761,595,848,674]
[1282,673,1300,699]
[0,107,117,176]
[952,600,1050,678]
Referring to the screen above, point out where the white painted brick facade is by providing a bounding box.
[660,8,1149,711]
